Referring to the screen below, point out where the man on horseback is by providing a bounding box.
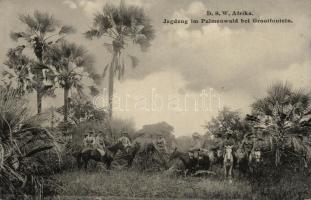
[82,130,95,153]
[118,130,132,152]
[241,133,254,156]
[154,135,168,155]
[94,133,106,156]
[189,132,204,160]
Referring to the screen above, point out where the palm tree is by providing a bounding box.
[10,10,75,113]
[251,82,311,167]
[0,88,59,196]
[46,41,94,125]
[2,46,33,95]
[85,1,155,119]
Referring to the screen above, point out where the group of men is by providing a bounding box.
[187,125,264,160]
[82,130,133,156]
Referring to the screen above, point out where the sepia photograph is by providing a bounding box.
[0,0,311,199]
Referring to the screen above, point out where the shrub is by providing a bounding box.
[0,88,60,197]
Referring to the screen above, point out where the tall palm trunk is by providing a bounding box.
[36,68,44,114]
[36,90,42,114]
[35,44,44,114]
[108,53,117,119]
[63,86,69,123]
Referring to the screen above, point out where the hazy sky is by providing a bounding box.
[0,0,311,136]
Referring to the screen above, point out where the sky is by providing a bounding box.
[0,0,311,136]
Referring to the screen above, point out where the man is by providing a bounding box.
[223,129,235,147]
[155,135,168,155]
[94,133,106,156]
[89,130,96,147]
[82,133,89,148]
[189,132,203,159]
[82,131,95,153]
[118,130,132,150]
[241,133,254,155]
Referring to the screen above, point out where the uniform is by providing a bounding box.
[155,137,168,154]
[94,135,106,156]
[241,135,254,155]
[118,136,132,149]
[189,133,203,159]
[82,133,95,153]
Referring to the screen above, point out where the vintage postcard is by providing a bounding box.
[0,0,311,199]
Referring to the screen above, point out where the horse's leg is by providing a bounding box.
[229,163,233,179]
[77,154,82,169]
[229,164,233,181]
[84,158,88,171]
[106,161,111,170]
[224,165,227,179]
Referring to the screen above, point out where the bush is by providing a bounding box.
[0,88,60,197]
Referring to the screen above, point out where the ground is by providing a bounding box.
[54,169,254,200]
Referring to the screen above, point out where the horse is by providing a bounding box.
[248,148,262,175]
[223,145,234,182]
[169,149,198,176]
[234,147,249,176]
[208,148,224,171]
[195,150,211,171]
[77,141,125,171]
[132,142,169,171]
[124,141,141,168]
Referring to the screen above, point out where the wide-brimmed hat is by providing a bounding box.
[254,124,266,129]
[192,132,201,138]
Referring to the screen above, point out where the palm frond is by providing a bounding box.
[59,25,75,35]
[84,29,103,40]
[102,64,109,78]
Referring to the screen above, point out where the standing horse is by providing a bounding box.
[196,150,211,171]
[77,141,125,171]
[209,148,224,171]
[234,147,249,176]
[223,145,234,182]
[124,142,141,168]
[169,149,198,176]
[248,148,262,175]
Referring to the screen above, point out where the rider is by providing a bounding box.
[94,133,106,156]
[154,135,168,155]
[118,130,132,151]
[82,133,89,148]
[241,133,255,155]
[82,130,95,153]
[189,132,203,159]
[223,129,235,146]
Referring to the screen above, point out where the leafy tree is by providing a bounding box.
[135,121,176,150]
[85,1,155,119]
[46,41,94,125]
[251,82,311,166]
[56,94,106,125]
[10,11,75,113]
[205,107,249,142]
[2,46,33,95]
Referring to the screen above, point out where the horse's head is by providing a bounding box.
[235,148,246,161]
[224,145,234,163]
[107,141,125,154]
[216,149,223,158]
[169,147,179,161]
[130,141,140,154]
[207,151,216,163]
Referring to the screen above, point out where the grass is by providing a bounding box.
[54,169,253,199]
